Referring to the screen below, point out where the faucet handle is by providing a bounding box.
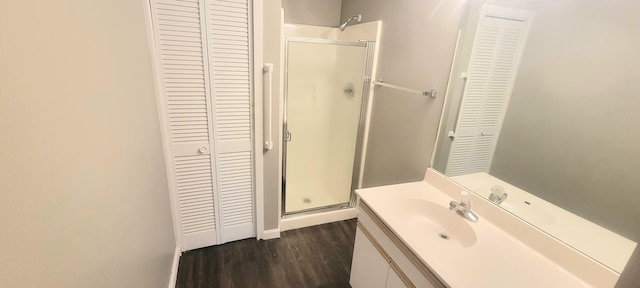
[460,191,471,207]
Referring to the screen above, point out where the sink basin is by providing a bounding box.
[391,199,477,248]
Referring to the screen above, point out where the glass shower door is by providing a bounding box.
[283,40,368,214]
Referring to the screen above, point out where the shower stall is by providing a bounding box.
[282,25,377,217]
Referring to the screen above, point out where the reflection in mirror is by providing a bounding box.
[434,0,639,273]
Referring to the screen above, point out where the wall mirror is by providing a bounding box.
[433,0,639,273]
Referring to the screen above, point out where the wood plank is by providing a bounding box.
[176,219,356,288]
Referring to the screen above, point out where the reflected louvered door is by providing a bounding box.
[205,0,255,243]
[149,0,255,250]
[446,6,532,176]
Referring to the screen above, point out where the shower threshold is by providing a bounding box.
[280,206,358,232]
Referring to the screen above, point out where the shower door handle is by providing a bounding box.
[284,130,292,142]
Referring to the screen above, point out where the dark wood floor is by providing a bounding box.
[176,219,357,288]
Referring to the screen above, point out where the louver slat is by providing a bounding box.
[218,151,254,227]
[174,155,216,234]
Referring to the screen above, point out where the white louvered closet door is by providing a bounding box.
[446,6,533,176]
[149,0,255,251]
[205,0,255,243]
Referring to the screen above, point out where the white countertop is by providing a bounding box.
[357,179,608,287]
[452,172,636,273]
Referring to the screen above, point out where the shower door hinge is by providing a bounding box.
[284,130,292,142]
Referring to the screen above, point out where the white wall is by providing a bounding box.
[341,0,468,187]
[0,1,176,287]
[282,0,343,26]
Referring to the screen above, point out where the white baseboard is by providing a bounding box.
[168,246,181,288]
[262,228,281,240]
[280,207,357,232]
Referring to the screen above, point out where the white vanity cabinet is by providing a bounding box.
[350,226,414,288]
[350,202,447,288]
[350,226,393,288]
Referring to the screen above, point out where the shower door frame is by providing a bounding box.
[281,37,375,217]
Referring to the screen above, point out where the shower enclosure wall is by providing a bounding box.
[281,23,381,218]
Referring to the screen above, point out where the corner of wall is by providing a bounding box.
[262,229,282,240]
[167,246,181,288]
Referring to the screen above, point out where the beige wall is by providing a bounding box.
[341,0,467,187]
[282,0,342,26]
[0,1,176,287]
[263,0,283,230]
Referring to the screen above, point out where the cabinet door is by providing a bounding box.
[386,267,410,288]
[350,226,390,288]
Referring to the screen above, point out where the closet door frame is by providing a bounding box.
[251,0,265,244]
[143,0,265,251]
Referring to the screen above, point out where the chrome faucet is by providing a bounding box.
[449,191,479,223]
